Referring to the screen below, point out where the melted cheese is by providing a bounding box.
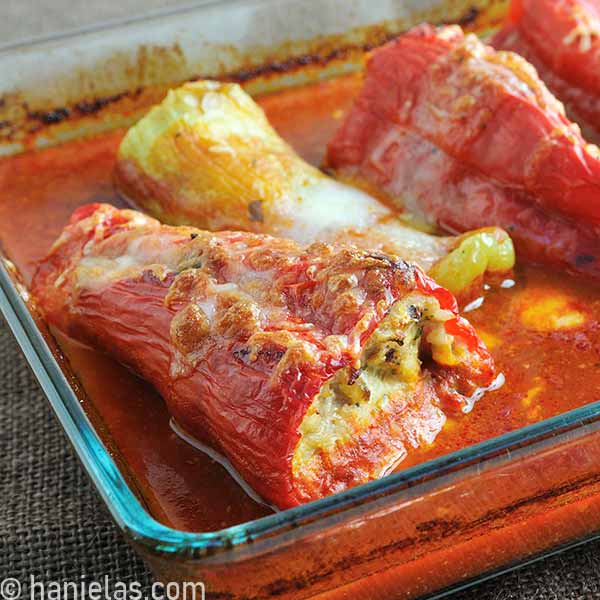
[279,178,385,245]
[74,235,180,290]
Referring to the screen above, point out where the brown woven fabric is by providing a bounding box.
[0,316,152,590]
[1,315,600,598]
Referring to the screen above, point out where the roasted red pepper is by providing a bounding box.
[493,0,600,143]
[327,24,600,279]
[33,203,496,508]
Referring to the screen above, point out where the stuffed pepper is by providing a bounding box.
[493,0,600,143]
[327,24,600,280]
[114,81,514,298]
[33,203,496,509]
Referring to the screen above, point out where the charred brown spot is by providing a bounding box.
[258,345,286,364]
[247,243,297,271]
[209,239,236,267]
[216,300,262,339]
[332,374,370,404]
[165,269,209,308]
[364,252,397,268]
[74,92,128,114]
[384,348,396,363]
[248,200,264,223]
[170,303,211,354]
[407,304,423,321]
[222,47,354,85]
[456,6,479,26]
[29,108,70,125]
[347,367,361,385]
[576,254,596,266]
[232,347,251,362]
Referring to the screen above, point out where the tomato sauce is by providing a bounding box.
[0,74,599,532]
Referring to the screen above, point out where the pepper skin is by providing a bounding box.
[327,24,600,280]
[493,0,600,143]
[32,203,496,509]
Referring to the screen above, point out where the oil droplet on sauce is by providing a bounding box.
[519,293,587,331]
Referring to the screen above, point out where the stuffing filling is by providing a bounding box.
[294,293,467,481]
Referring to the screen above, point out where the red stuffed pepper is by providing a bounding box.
[493,0,600,143]
[327,24,600,280]
[33,203,496,509]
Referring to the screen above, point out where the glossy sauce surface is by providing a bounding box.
[0,74,599,531]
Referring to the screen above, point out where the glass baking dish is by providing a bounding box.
[2,0,600,598]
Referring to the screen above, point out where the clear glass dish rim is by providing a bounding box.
[2,1,600,559]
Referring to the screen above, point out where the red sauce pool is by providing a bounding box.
[0,74,599,532]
